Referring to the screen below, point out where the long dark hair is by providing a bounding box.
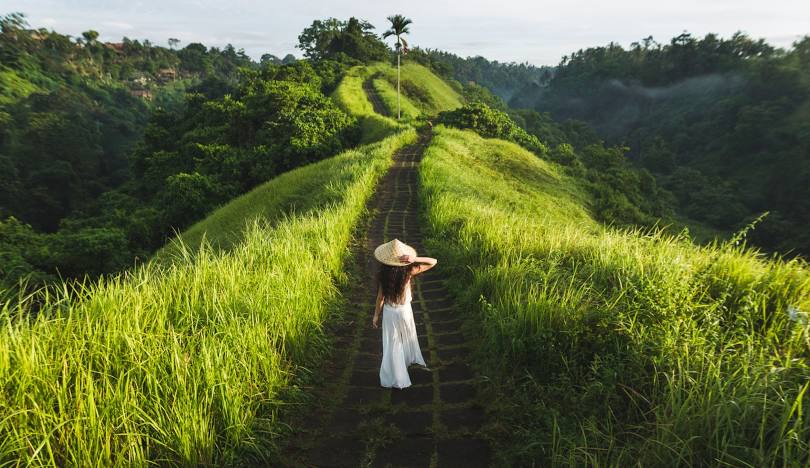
[376,263,412,305]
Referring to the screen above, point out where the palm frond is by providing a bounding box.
[385,14,413,36]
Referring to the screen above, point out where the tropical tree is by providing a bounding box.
[382,14,412,120]
[81,30,99,44]
[297,18,344,61]
[297,17,387,63]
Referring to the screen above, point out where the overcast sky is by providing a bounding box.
[4,0,810,66]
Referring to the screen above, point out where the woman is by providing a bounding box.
[372,238,437,388]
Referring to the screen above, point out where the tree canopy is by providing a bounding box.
[508,31,810,255]
[297,17,390,63]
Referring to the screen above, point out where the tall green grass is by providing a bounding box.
[419,126,810,466]
[371,77,420,121]
[372,63,463,115]
[331,63,462,137]
[0,129,416,466]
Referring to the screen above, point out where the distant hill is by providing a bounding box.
[507,32,810,257]
[405,47,554,101]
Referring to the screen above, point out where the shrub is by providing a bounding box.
[436,103,549,156]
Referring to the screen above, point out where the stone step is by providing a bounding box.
[439,404,486,432]
[431,320,463,334]
[384,410,432,437]
[438,362,475,382]
[437,439,491,467]
[372,436,434,467]
[439,382,477,404]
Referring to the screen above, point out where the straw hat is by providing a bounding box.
[374,238,417,266]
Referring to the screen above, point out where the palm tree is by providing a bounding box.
[382,14,412,120]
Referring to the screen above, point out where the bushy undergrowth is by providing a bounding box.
[437,102,549,155]
[0,129,416,466]
[419,126,810,466]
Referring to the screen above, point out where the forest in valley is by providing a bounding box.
[505,33,810,255]
[0,12,578,292]
[0,14,371,289]
[2,10,810,292]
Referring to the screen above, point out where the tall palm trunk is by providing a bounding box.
[383,14,412,121]
[397,51,401,120]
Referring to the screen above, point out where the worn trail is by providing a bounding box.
[363,78,389,117]
[279,127,492,467]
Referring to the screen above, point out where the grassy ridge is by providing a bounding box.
[331,66,403,143]
[161,61,459,260]
[155,137,386,259]
[0,129,416,466]
[373,63,463,115]
[332,63,463,132]
[419,126,810,466]
[371,77,420,120]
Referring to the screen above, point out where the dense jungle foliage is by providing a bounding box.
[508,32,810,256]
[0,13,394,290]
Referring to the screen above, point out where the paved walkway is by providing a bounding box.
[280,129,492,467]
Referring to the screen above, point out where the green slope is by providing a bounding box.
[373,62,463,115]
[0,58,468,464]
[0,125,417,464]
[420,126,810,466]
[161,61,460,259]
[155,133,412,260]
[332,62,462,137]
[372,77,421,120]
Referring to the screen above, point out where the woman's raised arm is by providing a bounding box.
[399,254,437,276]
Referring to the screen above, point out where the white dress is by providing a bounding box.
[379,282,427,388]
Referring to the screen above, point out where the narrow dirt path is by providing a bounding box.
[363,78,389,116]
[279,128,492,467]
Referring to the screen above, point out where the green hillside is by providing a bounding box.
[332,62,462,137]
[155,132,413,259]
[507,33,810,257]
[0,14,285,290]
[370,62,463,117]
[0,54,454,464]
[420,125,810,466]
[0,128,416,465]
[371,76,421,119]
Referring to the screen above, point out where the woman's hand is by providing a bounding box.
[399,254,413,263]
[372,315,380,328]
